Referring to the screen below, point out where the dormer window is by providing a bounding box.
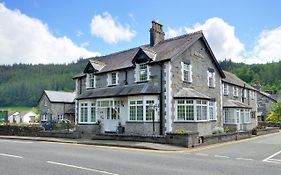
[135,63,150,82]
[87,73,96,88]
[107,72,118,86]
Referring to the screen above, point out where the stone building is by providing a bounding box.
[222,71,258,131]
[256,91,277,121]
[73,21,226,136]
[38,90,76,123]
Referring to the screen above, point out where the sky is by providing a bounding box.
[1,0,281,65]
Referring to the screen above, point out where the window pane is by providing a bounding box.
[139,64,148,81]
[177,105,185,120]
[137,106,143,120]
[130,106,136,120]
[186,106,194,120]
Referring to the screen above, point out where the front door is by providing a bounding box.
[103,107,120,132]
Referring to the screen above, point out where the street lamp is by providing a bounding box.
[148,104,159,135]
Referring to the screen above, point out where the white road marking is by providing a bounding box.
[0,153,23,159]
[235,158,254,161]
[263,150,281,164]
[214,155,230,159]
[0,140,33,144]
[195,153,209,156]
[46,161,119,175]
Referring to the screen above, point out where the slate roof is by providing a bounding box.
[174,88,211,100]
[223,99,252,109]
[257,90,277,102]
[44,90,76,103]
[76,83,160,100]
[222,71,256,90]
[86,31,225,77]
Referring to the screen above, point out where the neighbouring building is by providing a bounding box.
[73,21,226,136]
[256,91,277,121]
[222,71,258,131]
[8,111,37,124]
[38,90,76,123]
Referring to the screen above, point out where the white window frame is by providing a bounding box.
[233,86,239,97]
[243,89,248,99]
[107,72,119,86]
[86,73,96,88]
[135,64,150,82]
[223,84,229,95]
[181,62,192,83]
[175,99,216,122]
[128,96,158,122]
[79,101,97,124]
[207,71,215,88]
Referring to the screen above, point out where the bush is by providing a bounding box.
[175,129,193,134]
[212,127,224,134]
[266,100,281,121]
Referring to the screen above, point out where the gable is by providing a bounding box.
[132,48,156,64]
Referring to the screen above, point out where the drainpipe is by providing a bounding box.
[124,70,128,85]
[159,63,163,135]
[242,84,246,103]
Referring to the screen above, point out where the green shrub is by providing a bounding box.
[175,129,193,134]
[212,127,224,134]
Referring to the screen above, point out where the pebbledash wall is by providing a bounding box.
[169,39,223,136]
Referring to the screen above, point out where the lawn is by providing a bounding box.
[0,106,39,114]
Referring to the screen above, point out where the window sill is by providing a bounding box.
[174,120,212,123]
[183,81,192,84]
[86,87,96,90]
[136,80,149,84]
[78,122,98,125]
[126,121,159,123]
[107,84,117,87]
[208,86,215,89]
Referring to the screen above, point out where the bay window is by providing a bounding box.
[175,99,216,121]
[129,97,158,121]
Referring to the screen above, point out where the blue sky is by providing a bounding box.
[1,0,281,64]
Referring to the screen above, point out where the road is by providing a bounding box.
[0,132,280,175]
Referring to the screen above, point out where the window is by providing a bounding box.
[233,86,239,97]
[176,100,194,121]
[129,98,157,121]
[181,62,192,82]
[87,73,96,88]
[176,100,215,121]
[80,103,88,123]
[146,100,155,121]
[90,102,96,122]
[135,64,150,82]
[243,89,248,99]
[44,99,48,107]
[224,108,235,124]
[244,109,251,123]
[207,71,215,88]
[196,100,207,120]
[209,102,215,120]
[223,84,229,95]
[108,72,118,86]
[129,100,143,121]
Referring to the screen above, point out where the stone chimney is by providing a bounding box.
[150,20,165,46]
[254,81,261,91]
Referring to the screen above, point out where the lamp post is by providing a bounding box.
[148,104,159,135]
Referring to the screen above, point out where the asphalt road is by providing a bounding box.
[0,132,280,175]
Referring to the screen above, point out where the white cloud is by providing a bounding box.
[80,41,90,48]
[183,17,245,62]
[0,3,100,65]
[166,17,281,64]
[90,12,136,44]
[166,27,185,39]
[247,27,281,64]
[76,30,84,37]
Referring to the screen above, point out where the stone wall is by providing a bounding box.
[125,122,160,135]
[76,124,100,138]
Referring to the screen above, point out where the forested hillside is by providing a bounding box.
[220,59,281,92]
[0,58,281,107]
[0,59,88,107]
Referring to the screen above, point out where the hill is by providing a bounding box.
[0,59,280,107]
[0,59,88,107]
[220,59,281,93]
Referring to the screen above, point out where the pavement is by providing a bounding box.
[0,135,185,151]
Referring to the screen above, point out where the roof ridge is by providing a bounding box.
[86,30,203,60]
